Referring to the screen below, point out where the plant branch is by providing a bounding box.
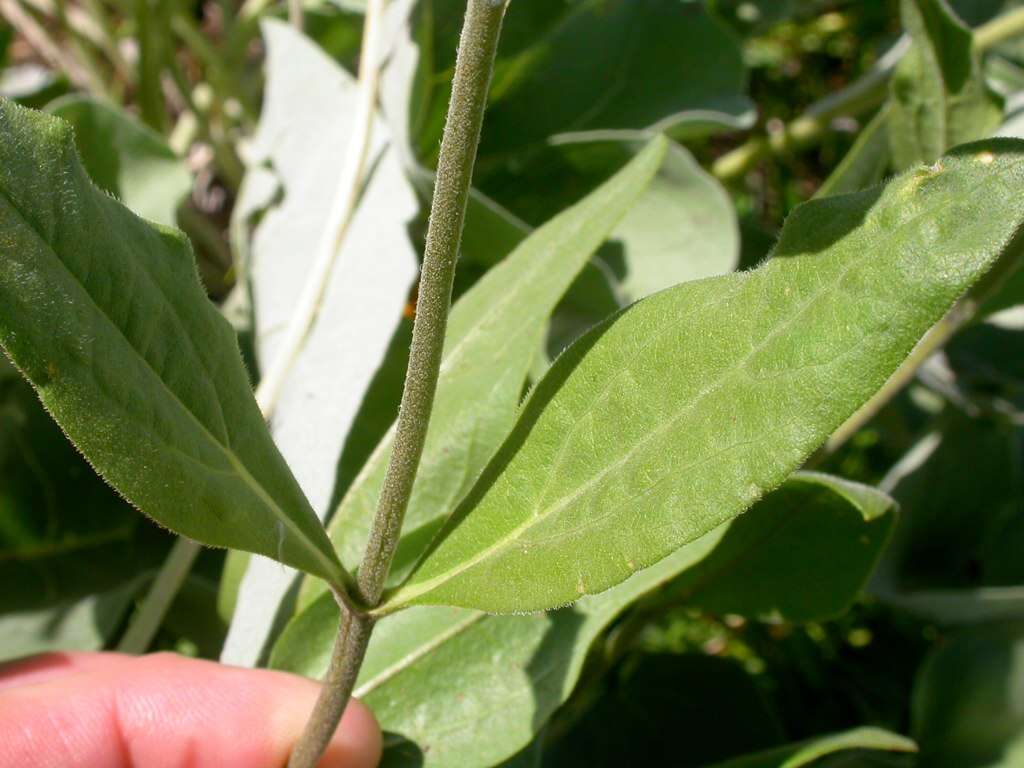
[713,6,1024,182]
[253,0,387,418]
[357,0,508,608]
[22,0,130,84]
[53,0,114,97]
[287,605,373,768]
[286,2,509,766]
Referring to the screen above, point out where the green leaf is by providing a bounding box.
[387,139,1024,614]
[706,727,918,768]
[458,138,738,369]
[888,0,1004,169]
[0,98,345,585]
[0,373,170,612]
[478,0,753,156]
[609,140,739,303]
[912,622,1024,767]
[273,474,895,767]
[0,582,141,663]
[45,95,192,227]
[307,136,669,607]
[657,472,896,622]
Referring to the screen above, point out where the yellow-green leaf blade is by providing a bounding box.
[388,139,1024,614]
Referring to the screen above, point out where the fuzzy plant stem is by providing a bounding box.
[285,3,509,767]
[286,605,373,768]
[357,0,509,608]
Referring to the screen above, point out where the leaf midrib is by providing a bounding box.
[0,187,339,582]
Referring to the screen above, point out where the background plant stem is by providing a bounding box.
[288,0,303,29]
[713,6,1024,182]
[286,2,509,766]
[0,0,94,91]
[116,536,202,653]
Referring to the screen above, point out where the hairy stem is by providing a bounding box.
[713,6,1024,182]
[286,3,509,766]
[287,606,373,768]
[357,0,509,607]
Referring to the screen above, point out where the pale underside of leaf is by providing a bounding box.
[221,19,418,666]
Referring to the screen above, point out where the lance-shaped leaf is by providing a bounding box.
[386,139,1024,614]
[609,140,739,302]
[273,474,896,767]
[311,137,668,607]
[0,98,345,585]
[706,727,917,768]
[888,0,1003,170]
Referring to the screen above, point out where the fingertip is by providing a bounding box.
[0,652,385,768]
